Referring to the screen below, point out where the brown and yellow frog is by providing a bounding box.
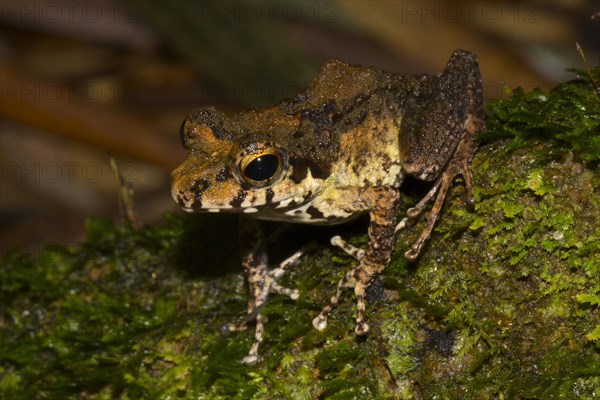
[172,49,484,365]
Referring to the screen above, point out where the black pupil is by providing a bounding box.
[244,154,280,182]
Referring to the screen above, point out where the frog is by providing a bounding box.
[171,49,485,365]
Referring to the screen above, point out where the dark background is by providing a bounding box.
[1,0,598,253]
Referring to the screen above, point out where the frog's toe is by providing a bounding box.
[241,314,265,365]
[242,355,259,365]
[355,321,369,336]
[220,321,247,334]
[404,246,420,261]
[331,235,365,260]
[313,269,357,331]
[312,315,328,331]
[262,246,308,301]
[269,247,309,279]
[270,281,299,300]
[394,216,412,233]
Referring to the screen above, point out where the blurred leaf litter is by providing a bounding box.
[137,0,319,108]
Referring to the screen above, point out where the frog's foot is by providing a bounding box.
[404,124,478,260]
[315,237,377,335]
[221,247,306,365]
[312,261,379,335]
[312,266,357,332]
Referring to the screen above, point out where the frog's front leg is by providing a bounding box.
[221,218,304,365]
[313,186,399,335]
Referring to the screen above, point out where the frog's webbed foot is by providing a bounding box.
[404,115,480,260]
[314,187,399,336]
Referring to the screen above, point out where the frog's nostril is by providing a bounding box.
[185,179,208,209]
[191,179,209,194]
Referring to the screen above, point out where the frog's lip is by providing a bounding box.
[179,194,316,215]
[180,206,258,214]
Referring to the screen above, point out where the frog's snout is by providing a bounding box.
[171,176,208,211]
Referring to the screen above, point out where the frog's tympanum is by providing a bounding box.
[172,50,484,365]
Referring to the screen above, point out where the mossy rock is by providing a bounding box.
[1,68,599,399]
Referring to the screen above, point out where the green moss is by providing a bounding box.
[482,66,600,163]
[2,69,599,398]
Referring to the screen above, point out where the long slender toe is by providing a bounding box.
[313,315,328,331]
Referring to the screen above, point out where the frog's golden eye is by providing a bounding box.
[239,147,285,187]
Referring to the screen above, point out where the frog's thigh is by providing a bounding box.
[400,50,483,181]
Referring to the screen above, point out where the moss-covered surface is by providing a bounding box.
[2,68,599,399]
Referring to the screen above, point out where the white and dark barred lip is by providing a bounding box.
[172,180,354,225]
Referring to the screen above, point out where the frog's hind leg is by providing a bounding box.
[400,50,484,260]
[221,219,306,365]
[403,113,480,260]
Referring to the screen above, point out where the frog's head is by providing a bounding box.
[171,106,333,219]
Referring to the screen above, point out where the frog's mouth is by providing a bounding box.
[174,187,316,216]
[172,179,351,225]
